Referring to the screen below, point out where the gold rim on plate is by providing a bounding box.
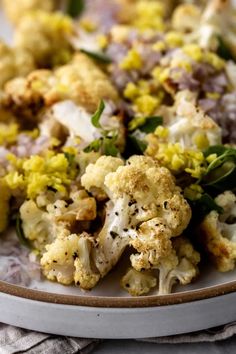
[0,280,235,308]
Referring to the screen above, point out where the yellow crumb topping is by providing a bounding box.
[133,1,165,31]
[4,151,78,199]
[120,49,142,70]
[183,44,203,62]
[134,95,159,115]
[165,31,183,48]
[184,184,204,201]
[146,142,206,178]
[0,123,19,145]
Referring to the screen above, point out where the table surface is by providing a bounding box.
[93,337,236,353]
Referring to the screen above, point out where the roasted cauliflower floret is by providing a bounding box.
[46,190,97,224]
[14,11,73,67]
[2,53,119,121]
[0,41,35,89]
[20,200,56,251]
[195,0,236,56]
[0,179,11,233]
[82,155,191,279]
[129,236,200,295]
[81,155,124,198]
[40,233,81,285]
[199,191,236,272]
[74,234,100,290]
[172,4,201,33]
[121,268,157,296]
[157,236,200,295]
[52,54,119,112]
[41,232,100,288]
[148,90,221,151]
[2,0,56,25]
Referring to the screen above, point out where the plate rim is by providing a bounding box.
[0,280,235,308]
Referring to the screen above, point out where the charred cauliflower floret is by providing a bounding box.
[126,236,200,296]
[14,11,73,67]
[74,234,100,289]
[40,233,81,285]
[41,232,100,288]
[52,54,119,112]
[0,41,35,89]
[0,179,11,233]
[2,0,56,25]
[121,268,157,296]
[81,155,191,281]
[46,189,97,224]
[3,53,119,121]
[199,191,236,272]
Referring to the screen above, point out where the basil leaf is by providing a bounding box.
[104,140,119,157]
[127,135,147,155]
[103,133,119,157]
[81,49,112,63]
[15,215,31,248]
[91,100,105,128]
[203,160,236,192]
[84,139,102,153]
[139,116,163,133]
[67,0,85,18]
[204,145,228,158]
[202,145,236,192]
[216,35,235,61]
[188,193,223,225]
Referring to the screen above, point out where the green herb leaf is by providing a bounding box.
[202,145,236,192]
[103,134,119,157]
[91,100,105,128]
[67,0,85,18]
[188,193,223,225]
[84,139,102,153]
[64,152,75,165]
[139,116,163,133]
[15,215,31,248]
[204,145,228,158]
[216,35,235,62]
[81,49,112,63]
[127,135,147,155]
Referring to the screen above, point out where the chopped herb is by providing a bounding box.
[103,132,119,157]
[139,116,163,133]
[91,100,105,128]
[67,0,85,18]
[216,35,235,62]
[81,49,112,63]
[15,215,31,248]
[187,193,223,226]
[64,152,75,165]
[128,115,163,133]
[84,139,102,153]
[126,135,147,156]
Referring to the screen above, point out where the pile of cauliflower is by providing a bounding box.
[0,0,235,296]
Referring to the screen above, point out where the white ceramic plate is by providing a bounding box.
[0,7,236,339]
[0,230,236,338]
